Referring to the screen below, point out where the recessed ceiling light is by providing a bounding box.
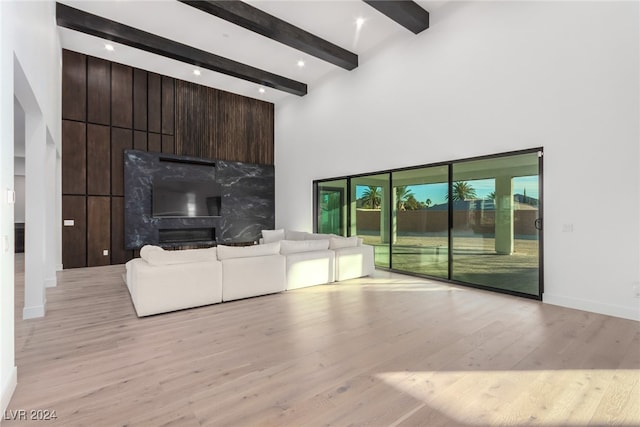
[258,87,265,94]
[297,59,305,68]
[104,43,114,51]
[356,17,366,28]
[193,69,201,76]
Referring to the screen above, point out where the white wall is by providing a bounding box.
[13,175,25,223]
[1,0,61,413]
[275,1,640,320]
[14,99,26,224]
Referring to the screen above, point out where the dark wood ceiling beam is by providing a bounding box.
[179,0,358,71]
[56,3,307,96]
[363,0,429,34]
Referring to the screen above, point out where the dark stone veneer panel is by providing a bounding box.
[124,150,274,249]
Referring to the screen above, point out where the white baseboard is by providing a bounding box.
[1,366,17,414]
[56,264,63,272]
[544,293,640,321]
[45,276,57,288]
[23,304,45,319]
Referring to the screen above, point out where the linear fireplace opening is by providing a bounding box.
[158,228,216,245]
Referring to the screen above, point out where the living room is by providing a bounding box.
[1,1,639,425]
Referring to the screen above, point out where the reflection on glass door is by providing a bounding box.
[351,173,391,268]
[391,166,449,279]
[451,153,540,296]
[314,149,542,299]
[317,179,347,236]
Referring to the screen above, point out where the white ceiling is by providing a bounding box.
[58,0,447,105]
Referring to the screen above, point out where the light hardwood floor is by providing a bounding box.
[6,255,640,426]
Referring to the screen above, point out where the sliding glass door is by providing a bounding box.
[391,166,449,279]
[451,153,541,295]
[350,173,391,268]
[314,149,542,299]
[316,179,347,236]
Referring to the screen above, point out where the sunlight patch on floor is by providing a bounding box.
[377,369,640,426]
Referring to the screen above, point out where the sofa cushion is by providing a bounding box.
[304,232,335,240]
[217,242,281,260]
[285,230,309,241]
[139,245,217,266]
[280,239,330,255]
[127,258,223,316]
[285,250,335,290]
[221,254,286,301]
[140,244,162,260]
[329,236,360,250]
[334,244,375,281]
[262,229,285,243]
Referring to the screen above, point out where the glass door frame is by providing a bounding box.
[313,147,544,300]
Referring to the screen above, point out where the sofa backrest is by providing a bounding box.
[217,242,281,260]
[279,239,330,255]
[140,245,218,266]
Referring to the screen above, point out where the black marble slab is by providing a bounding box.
[124,150,274,249]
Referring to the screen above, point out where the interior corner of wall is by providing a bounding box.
[543,293,640,322]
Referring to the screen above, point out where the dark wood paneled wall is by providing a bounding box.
[61,195,86,269]
[87,197,111,267]
[61,49,275,268]
[175,80,274,164]
[62,50,175,268]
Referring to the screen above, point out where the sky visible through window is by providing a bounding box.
[356,175,539,207]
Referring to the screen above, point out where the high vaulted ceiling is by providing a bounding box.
[57,0,442,105]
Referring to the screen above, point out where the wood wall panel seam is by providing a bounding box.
[111,197,133,264]
[87,196,111,266]
[161,76,175,135]
[62,50,87,121]
[61,195,87,268]
[133,130,147,151]
[133,68,147,131]
[148,133,162,153]
[148,73,161,133]
[86,124,111,195]
[111,128,133,196]
[62,120,87,195]
[111,62,133,128]
[87,56,111,125]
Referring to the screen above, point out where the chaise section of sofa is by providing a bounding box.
[125,246,222,317]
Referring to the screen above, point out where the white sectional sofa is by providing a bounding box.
[124,230,375,317]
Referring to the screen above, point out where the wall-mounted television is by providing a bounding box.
[152,180,222,218]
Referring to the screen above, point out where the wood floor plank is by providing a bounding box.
[7,255,640,426]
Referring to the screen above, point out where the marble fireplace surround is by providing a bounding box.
[124,150,275,249]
